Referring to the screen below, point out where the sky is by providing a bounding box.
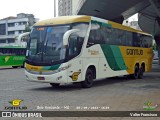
[0,0,137,21]
[0,0,58,20]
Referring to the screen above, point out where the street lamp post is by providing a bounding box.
[54,0,56,17]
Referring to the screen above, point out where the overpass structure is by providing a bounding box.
[77,0,160,63]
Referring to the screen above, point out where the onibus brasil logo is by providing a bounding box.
[143,101,158,111]
[5,99,27,110]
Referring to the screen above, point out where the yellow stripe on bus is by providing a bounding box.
[25,63,43,72]
[119,46,153,74]
[34,16,91,26]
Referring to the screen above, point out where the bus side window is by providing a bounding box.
[113,29,125,46]
[12,49,15,55]
[88,30,96,45]
[0,49,3,55]
[95,29,103,44]
[2,49,7,55]
[19,50,22,55]
[68,34,79,56]
[147,36,153,48]
[22,49,26,55]
[87,23,101,47]
[141,35,153,48]
[19,49,23,55]
[17,49,20,55]
[133,33,140,47]
[114,29,119,45]
[14,49,18,55]
[126,31,132,46]
[101,26,112,45]
[7,49,11,55]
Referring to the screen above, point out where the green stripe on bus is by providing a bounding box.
[42,64,61,71]
[101,23,112,28]
[92,21,112,28]
[100,45,127,71]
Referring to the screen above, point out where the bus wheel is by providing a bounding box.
[21,62,25,68]
[131,65,139,79]
[12,66,19,68]
[50,83,60,87]
[138,65,144,79]
[81,69,94,88]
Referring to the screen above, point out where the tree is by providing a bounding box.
[152,43,157,50]
[25,25,31,32]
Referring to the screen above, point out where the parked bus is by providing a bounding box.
[0,32,29,68]
[25,16,153,88]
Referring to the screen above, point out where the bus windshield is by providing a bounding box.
[26,23,89,65]
[27,25,70,65]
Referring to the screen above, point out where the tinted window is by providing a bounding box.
[67,23,89,59]
[0,48,26,56]
[126,31,132,46]
[87,21,152,48]
[88,23,103,44]
[101,25,113,45]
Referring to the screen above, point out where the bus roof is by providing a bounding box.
[34,16,91,26]
[34,15,151,36]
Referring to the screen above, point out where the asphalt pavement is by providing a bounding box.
[0,63,159,120]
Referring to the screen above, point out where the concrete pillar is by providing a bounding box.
[5,19,8,35]
[154,35,160,64]
[54,0,56,17]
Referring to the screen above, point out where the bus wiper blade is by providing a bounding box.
[37,52,46,55]
[37,52,42,55]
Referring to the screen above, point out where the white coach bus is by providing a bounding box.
[25,16,153,88]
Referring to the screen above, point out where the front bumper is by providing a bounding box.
[25,70,68,84]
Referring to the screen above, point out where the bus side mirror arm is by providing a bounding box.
[17,32,30,46]
[63,29,80,46]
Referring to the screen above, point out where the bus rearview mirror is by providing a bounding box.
[63,29,80,46]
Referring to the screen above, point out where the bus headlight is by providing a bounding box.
[57,64,71,72]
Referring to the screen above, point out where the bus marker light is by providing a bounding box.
[57,76,62,81]
[37,77,45,80]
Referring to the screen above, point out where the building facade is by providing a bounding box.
[123,20,141,30]
[58,0,84,16]
[0,13,38,46]
[123,14,140,30]
[58,0,72,16]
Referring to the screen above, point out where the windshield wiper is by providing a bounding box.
[36,52,42,55]
[37,52,46,55]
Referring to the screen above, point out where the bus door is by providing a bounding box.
[67,33,83,82]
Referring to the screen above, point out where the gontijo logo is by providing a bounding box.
[9,99,23,106]
[126,49,143,55]
[5,99,27,110]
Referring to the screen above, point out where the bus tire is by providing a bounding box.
[131,65,139,79]
[81,68,94,88]
[50,83,60,87]
[21,62,25,68]
[138,65,145,79]
[12,66,19,68]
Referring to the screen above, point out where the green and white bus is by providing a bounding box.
[25,16,153,88]
[0,32,29,68]
[0,46,26,68]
